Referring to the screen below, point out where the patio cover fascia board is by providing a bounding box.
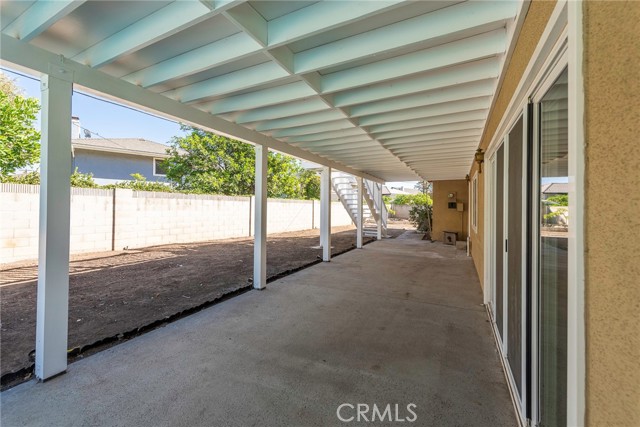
[0,34,385,184]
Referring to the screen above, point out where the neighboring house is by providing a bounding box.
[72,138,171,185]
[541,182,568,197]
[387,186,420,196]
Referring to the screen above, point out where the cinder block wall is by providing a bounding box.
[1,184,353,263]
[331,201,354,227]
[0,184,41,262]
[112,190,252,250]
[1,184,113,262]
[266,198,314,234]
[69,188,114,253]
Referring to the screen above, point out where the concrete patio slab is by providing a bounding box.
[1,232,515,427]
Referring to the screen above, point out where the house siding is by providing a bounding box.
[432,180,468,243]
[72,149,168,183]
[583,2,640,425]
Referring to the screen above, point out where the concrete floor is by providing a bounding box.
[0,232,516,427]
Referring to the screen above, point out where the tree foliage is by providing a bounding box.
[163,126,319,199]
[0,72,41,178]
[391,193,432,206]
[101,173,174,193]
[1,168,99,188]
[408,180,433,235]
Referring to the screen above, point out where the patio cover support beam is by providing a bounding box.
[356,177,363,249]
[0,35,383,184]
[320,167,332,261]
[377,183,383,240]
[36,68,73,380]
[253,145,267,289]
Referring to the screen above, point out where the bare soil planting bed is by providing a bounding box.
[0,225,404,388]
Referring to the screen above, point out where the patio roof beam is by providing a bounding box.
[372,120,486,140]
[349,79,496,118]
[302,143,383,153]
[320,29,506,93]
[266,1,406,48]
[291,136,374,148]
[72,1,225,68]
[295,1,516,75]
[333,58,499,107]
[166,62,291,104]
[271,120,356,138]
[383,137,480,149]
[200,81,316,115]
[365,110,489,134]
[122,32,263,88]
[283,127,368,144]
[358,97,492,126]
[2,0,86,42]
[389,146,478,156]
[0,35,384,183]
[254,110,346,132]
[233,98,329,124]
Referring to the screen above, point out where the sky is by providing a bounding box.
[3,66,417,188]
[3,67,185,145]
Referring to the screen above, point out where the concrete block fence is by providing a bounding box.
[0,184,353,264]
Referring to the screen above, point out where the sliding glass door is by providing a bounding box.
[487,55,569,427]
[489,114,527,414]
[536,68,568,427]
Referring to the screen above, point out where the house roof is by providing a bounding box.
[542,183,569,194]
[0,1,522,183]
[72,138,171,158]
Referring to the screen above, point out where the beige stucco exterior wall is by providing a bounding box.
[468,0,557,288]
[432,180,468,243]
[583,2,640,425]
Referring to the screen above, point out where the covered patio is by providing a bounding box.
[0,233,515,426]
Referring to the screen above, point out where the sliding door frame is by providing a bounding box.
[481,1,584,425]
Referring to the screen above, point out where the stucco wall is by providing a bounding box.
[1,185,352,263]
[432,180,468,243]
[583,2,640,425]
[468,0,557,287]
[72,149,168,183]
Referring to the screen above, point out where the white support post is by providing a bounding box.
[356,176,363,249]
[253,145,267,289]
[376,183,383,240]
[36,69,73,380]
[320,167,332,261]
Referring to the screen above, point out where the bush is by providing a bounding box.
[409,204,433,233]
[392,193,432,206]
[101,173,174,193]
[1,168,99,188]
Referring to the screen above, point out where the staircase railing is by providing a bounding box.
[364,179,388,234]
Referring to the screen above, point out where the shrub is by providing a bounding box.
[101,173,174,193]
[1,168,99,188]
[409,203,433,233]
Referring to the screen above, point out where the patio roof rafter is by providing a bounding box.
[1,0,524,182]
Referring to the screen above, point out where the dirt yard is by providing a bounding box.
[0,225,407,388]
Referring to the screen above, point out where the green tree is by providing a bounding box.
[0,72,41,178]
[164,126,318,198]
[298,169,320,200]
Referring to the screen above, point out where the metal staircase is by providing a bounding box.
[331,171,388,237]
